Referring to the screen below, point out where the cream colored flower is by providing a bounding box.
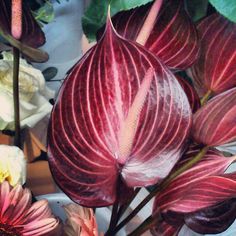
[0,51,54,130]
[64,203,102,236]
[0,144,26,186]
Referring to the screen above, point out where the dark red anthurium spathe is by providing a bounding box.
[190,13,236,97]
[175,75,200,113]
[184,198,236,234]
[152,148,236,235]
[192,88,236,147]
[0,0,48,62]
[105,0,200,70]
[47,15,192,207]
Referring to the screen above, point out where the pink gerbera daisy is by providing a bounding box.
[0,181,59,236]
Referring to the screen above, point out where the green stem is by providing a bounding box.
[13,47,21,148]
[200,90,212,106]
[112,146,209,235]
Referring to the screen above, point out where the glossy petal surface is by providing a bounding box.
[190,13,236,96]
[48,18,191,207]
[109,0,199,70]
[153,149,234,214]
[185,198,236,234]
[192,88,236,146]
[170,173,236,213]
[175,75,200,113]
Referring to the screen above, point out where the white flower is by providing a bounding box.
[0,51,54,130]
[0,145,26,186]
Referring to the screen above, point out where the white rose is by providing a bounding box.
[0,51,54,130]
[0,145,26,186]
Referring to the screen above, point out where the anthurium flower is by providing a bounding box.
[0,51,54,130]
[190,13,236,97]
[101,0,199,70]
[151,149,236,235]
[0,181,59,235]
[0,0,48,62]
[64,203,101,236]
[175,75,200,113]
[0,145,26,186]
[192,88,236,147]
[47,15,192,207]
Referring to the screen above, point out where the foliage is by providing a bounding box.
[82,0,153,42]
[209,0,236,23]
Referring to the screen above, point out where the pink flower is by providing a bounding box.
[64,204,102,236]
[0,181,59,236]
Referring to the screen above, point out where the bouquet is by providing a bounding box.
[1,0,236,235]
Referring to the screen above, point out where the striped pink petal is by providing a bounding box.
[11,189,32,224]
[1,184,24,222]
[153,149,235,213]
[0,182,59,236]
[108,0,199,70]
[169,173,236,213]
[192,88,236,146]
[0,181,10,213]
[20,218,59,236]
[48,14,192,207]
[175,75,200,113]
[23,200,53,224]
[4,188,31,225]
[190,13,236,96]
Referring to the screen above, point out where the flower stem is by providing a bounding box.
[13,47,21,148]
[116,188,141,222]
[112,146,209,235]
[106,201,119,235]
[200,90,212,106]
[136,0,163,45]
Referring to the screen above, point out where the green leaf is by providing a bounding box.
[42,67,58,81]
[185,0,209,22]
[33,2,55,23]
[82,0,154,42]
[209,0,236,23]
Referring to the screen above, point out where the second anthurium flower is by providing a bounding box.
[47,15,192,207]
[192,88,236,147]
[151,148,236,235]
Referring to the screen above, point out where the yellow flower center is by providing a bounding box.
[0,164,9,184]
